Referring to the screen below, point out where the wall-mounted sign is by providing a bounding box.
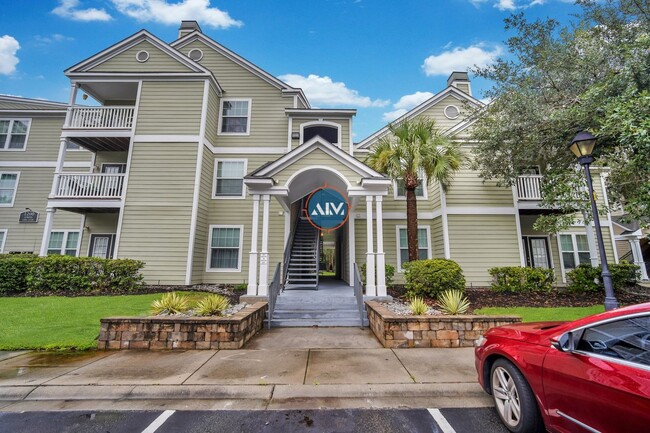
[19,210,39,223]
[303,184,350,233]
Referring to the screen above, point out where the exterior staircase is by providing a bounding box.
[284,218,320,290]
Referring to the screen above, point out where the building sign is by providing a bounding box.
[19,210,39,223]
[304,184,350,233]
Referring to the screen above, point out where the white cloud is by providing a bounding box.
[110,0,242,29]
[381,91,434,122]
[278,73,389,108]
[422,44,502,76]
[0,35,20,75]
[34,34,74,45]
[52,0,112,21]
[495,0,517,10]
[382,109,408,122]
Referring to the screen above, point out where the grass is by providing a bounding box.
[474,305,605,322]
[0,291,205,351]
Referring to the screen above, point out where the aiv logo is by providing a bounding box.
[304,184,350,233]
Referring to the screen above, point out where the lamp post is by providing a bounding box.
[568,131,618,311]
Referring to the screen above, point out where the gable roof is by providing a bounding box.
[171,31,310,108]
[356,86,484,149]
[0,95,67,111]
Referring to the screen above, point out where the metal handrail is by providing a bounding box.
[267,262,282,329]
[315,229,321,289]
[282,218,299,288]
[353,263,365,326]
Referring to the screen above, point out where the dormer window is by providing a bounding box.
[219,99,251,135]
[302,122,340,146]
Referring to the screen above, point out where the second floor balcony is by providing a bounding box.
[516,174,543,201]
[67,106,134,130]
[52,173,124,200]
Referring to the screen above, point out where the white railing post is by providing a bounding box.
[52,173,124,198]
[67,106,134,129]
[516,175,543,200]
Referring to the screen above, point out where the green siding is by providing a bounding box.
[273,148,361,186]
[431,217,445,258]
[90,40,193,73]
[191,145,213,283]
[445,167,515,207]
[135,81,204,135]
[204,86,220,145]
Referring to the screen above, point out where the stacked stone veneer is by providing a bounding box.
[98,302,267,350]
[366,301,521,348]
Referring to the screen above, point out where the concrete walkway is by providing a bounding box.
[0,328,490,411]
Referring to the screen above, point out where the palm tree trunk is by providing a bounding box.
[406,187,419,262]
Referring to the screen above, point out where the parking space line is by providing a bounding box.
[141,410,175,433]
[427,408,457,433]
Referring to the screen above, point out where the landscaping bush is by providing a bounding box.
[0,255,144,295]
[360,263,395,288]
[489,266,555,293]
[567,262,640,293]
[403,259,465,298]
[437,289,471,315]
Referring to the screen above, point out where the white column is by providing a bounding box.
[64,83,78,127]
[247,194,260,295]
[257,194,271,296]
[583,212,599,267]
[50,139,68,197]
[365,195,376,296]
[375,196,386,296]
[39,208,56,256]
[630,239,649,280]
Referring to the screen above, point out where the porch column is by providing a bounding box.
[365,195,376,296]
[50,139,68,197]
[257,194,271,296]
[247,194,260,295]
[630,239,649,280]
[39,208,56,257]
[583,213,599,267]
[375,196,386,296]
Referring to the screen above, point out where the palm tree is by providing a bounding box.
[365,118,463,261]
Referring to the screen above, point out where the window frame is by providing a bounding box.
[522,235,553,269]
[300,120,342,147]
[206,224,244,272]
[46,230,80,256]
[557,232,592,280]
[0,118,31,151]
[213,158,247,199]
[0,171,20,207]
[0,229,6,253]
[393,177,428,201]
[396,225,432,272]
[218,98,252,136]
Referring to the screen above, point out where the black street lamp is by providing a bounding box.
[568,131,618,311]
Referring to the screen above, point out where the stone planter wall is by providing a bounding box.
[366,301,521,348]
[98,302,267,350]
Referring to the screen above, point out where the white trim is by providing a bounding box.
[557,232,592,282]
[206,224,244,272]
[135,50,149,63]
[600,174,619,264]
[522,235,554,270]
[212,146,285,155]
[299,120,342,148]
[0,229,6,253]
[213,158,247,199]
[218,98,252,136]
[443,105,460,120]
[396,225,432,272]
[0,118,32,151]
[441,188,451,259]
[348,117,354,156]
[46,230,81,256]
[287,117,293,152]
[185,80,210,285]
[133,135,200,142]
[393,177,428,201]
[348,216,355,286]
[0,171,20,207]
[187,48,204,62]
[285,165,352,189]
[513,187,526,266]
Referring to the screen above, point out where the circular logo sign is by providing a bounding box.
[304,184,350,233]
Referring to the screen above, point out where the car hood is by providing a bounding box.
[487,321,569,345]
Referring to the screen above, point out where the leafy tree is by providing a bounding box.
[471,0,650,230]
[365,118,463,261]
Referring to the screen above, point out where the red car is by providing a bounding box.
[475,302,650,433]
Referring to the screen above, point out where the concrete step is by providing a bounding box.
[272,311,363,320]
[268,318,367,327]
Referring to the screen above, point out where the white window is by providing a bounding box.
[301,122,341,146]
[218,99,251,135]
[0,172,19,207]
[394,178,426,199]
[0,230,6,253]
[66,142,82,151]
[47,231,80,256]
[207,225,243,271]
[213,159,246,198]
[559,233,591,270]
[0,119,31,150]
[397,225,431,271]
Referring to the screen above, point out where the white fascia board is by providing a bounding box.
[47,199,122,208]
[0,95,66,108]
[244,178,274,188]
[281,89,311,108]
[0,161,91,168]
[285,109,356,117]
[0,110,67,116]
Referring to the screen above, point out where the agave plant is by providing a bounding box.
[194,294,231,317]
[150,292,189,315]
[436,289,470,315]
[408,296,429,315]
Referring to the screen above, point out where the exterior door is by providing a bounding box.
[89,234,115,259]
[523,237,550,268]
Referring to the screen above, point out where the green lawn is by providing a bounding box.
[474,305,605,322]
[0,292,205,351]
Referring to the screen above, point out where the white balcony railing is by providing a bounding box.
[516,175,543,200]
[54,173,125,199]
[67,106,134,129]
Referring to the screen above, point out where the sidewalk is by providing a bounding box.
[0,328,491,411]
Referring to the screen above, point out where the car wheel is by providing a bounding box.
[490,358,544,433]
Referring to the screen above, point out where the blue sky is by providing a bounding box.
[0,0,580,140]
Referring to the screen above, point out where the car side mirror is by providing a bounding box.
[552,332,575,352]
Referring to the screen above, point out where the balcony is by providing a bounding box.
[516,175,543,200]
[54,173,125,199]
[62,106,135,152]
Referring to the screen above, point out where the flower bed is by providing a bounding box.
[98,302,267,350]
[365,300,521,348]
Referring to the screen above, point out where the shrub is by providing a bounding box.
[0,254,38,294]
[437,289,471,315]
[233,283,248,292]
[567,262,640,293]
[403,259,465,298]
[195,294,231,316]
[151,292,189,315]
[360,263,396,288]
[489,266,555,293]
[408,296,429,315]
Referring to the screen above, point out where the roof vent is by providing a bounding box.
[447,71,471,96]
[178,21,202,39]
